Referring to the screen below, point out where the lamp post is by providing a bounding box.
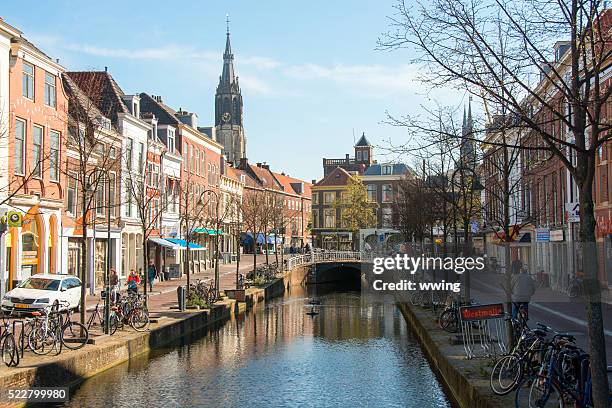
[202,189,220,299]
[104,171,111,335]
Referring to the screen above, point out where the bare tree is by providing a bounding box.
[379,1,612,401]
[241,188,264,275]
[62,74,122,326]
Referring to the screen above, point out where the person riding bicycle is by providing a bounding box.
[511,266,536,320]
[127,269,140,295]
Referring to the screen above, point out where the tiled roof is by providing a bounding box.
[66,71,129,122]
[314,166,354,187]
[139,93,180,125]
[363,163,409,176]
[271,171,312,198]
[62,74,108,125]
[249,165,281,190]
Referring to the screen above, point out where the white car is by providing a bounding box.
[1,274,82,314]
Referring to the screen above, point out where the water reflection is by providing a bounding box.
[55,284,450,408]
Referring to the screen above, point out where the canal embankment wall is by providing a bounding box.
[396,301,513,408]
[0,264,311,407]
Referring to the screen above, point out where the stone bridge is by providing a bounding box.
[286,251,373,285]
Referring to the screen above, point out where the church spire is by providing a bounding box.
[221,14,236,86]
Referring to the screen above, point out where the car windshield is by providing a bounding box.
[18,278,60,291]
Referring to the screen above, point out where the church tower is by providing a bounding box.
[215,19,246,164]
[460,98,476,168]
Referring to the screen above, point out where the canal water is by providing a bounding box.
[58,285,451,408]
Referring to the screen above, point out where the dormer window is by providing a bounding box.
[240,174,246,184]
[382,165,392,175]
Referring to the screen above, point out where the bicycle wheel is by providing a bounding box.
[439,309,459,333]
[109,312,120,335]
[28,327,55,356]
[130,308,149,332]
[1,334,18,367]
[62,322,89,350]
[490,354,523,395]
[515,376,565,408]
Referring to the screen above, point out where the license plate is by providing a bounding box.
[14,303,28,308]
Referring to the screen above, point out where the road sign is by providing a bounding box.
[566,202,580,222]
[379,234,384,243]
[460,303,504,321]
[536,228,550,242]
[7,211,22,228]
[470,220,478,234]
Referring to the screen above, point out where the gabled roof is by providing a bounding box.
[363,163,409,176]
[271,172,312,197]
[62,74,108,126]
[66,71,130,123]
[314,166,355,187]
[355,132,371,147]
[139,93,180,126]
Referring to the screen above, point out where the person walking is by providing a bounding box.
[511,266,536,320]
[127,269,140,295]
[147,260,157,292]
[109,268,119,303]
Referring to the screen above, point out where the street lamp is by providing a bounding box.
[201,189,220,300]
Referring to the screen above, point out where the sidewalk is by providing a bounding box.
[469,270,612,362]
[84,257,267,312]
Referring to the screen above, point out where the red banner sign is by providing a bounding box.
[459,304,504,321]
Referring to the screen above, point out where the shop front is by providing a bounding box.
[2,205,62,291]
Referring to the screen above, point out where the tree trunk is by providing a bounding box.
[79,209,88,327]
[578,181,609,407]
[235,233,241,288]
[142,236,148,306]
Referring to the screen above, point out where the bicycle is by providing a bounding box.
[489,321,550,396]
[0,311,20,367]
[28,301,88,354]
[108,293,149,335]
[86,301,105,330]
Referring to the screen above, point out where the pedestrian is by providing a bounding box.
[511,256,523,275]
[147,260,157,292]
[110,268,119,303]
[127,269,140,295]
[511,266,536,321]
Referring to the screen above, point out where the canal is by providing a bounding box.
[58,284,451,408]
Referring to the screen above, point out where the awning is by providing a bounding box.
[242,232,281,245]
[194,228,224,235]
[165,238,206,250]
[149,238,184,249]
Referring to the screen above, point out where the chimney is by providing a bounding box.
[104,66,108,72]
[262,164,269,170]
[256,162,262,167]
[345,153,350,163]
[220,156,226,175]
[312,179,316,185]
[239,157,248,168]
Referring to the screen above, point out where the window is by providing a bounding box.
[96,171,105,215]
[109,172,116,217]
[67,172,77,216]
[382,207,393,227]
[382,184,393,203]
[109,146,116,159]
[363,150,369,161]
[356,151,362,161]
[324,208,335,228]
[167,130,175,154]
[44,72,56,108]
[312,193,318,204]
[49,130,60,181]
[240,174,246,184]
[190,145,194,172]
[138,142,144,171]
[33,125,43,178]
[126,138,133,170]
[323,192,335,204]
[22,62,34,99]
[125,183,133,217]
[195,149,200,174]
[367,184,377,202]
[382,165,392,175]
[14,119,25,174]
[184,143,189,171]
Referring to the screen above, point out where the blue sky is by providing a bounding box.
[3,0,461,181]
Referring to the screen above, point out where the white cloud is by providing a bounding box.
[283,63,423,97]
[240,55,281,70]
[238,74,275,95]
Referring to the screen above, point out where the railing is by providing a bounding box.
[286,251,372,271]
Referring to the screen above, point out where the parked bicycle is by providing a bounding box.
[0,311,20,367]
[108,293,149,335]
[28,301,89,355]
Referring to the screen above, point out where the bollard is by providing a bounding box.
[177,285,186,311]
